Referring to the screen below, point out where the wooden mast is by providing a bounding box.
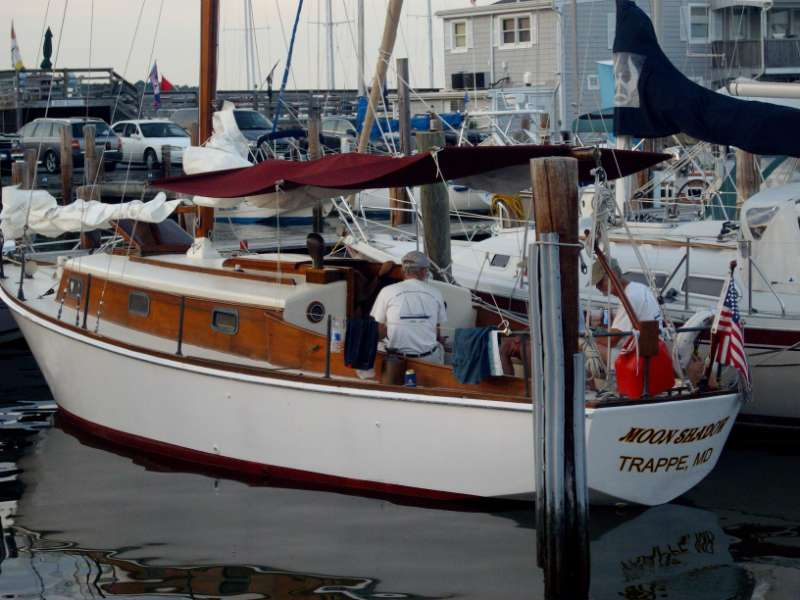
[356,0,403,153]
[196,0,219,240]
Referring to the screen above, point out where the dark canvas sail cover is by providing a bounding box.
[613,0,800,157]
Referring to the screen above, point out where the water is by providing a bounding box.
[1,341,799,599]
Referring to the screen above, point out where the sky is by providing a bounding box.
[3,0,495,90]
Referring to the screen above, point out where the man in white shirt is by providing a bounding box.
[370,251,447,364]
[591,258,662,365]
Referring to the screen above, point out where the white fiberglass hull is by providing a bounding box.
[4,287,741,506]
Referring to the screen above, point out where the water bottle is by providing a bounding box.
[330,318,343,353]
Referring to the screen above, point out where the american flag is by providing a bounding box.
[712,277,750,386]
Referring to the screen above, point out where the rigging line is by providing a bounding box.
[249,0,264,88]
[86,0,94,119]
[22,0,70,237]
[572,0,599,131]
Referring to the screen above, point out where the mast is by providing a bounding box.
[427,0,434,89]
[357,0,365,96]
[196,0,220,240]
[326,0,335,90]
[357,0,403,153]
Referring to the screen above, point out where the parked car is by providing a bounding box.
[17,117,122,174]
[111,119,191,169]
[0,133,21,173]
[320,115,400,154]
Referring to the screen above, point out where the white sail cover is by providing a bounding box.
[0,186,180,240]
[182,101,252,209]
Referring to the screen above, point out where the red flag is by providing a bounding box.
[160,75,174,92]
[239,239,249,251]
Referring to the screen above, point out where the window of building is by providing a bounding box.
[607,13,616,50]
[681,276,724,297]
[587,74,600,90]
[451,20,468,53]
[128,291,150,317]
[688,4,710,43]
[211,308,239,335]
[792,9,800,36]
[769,9,790,38]
[730,7,750,40]
[498,14,535,48]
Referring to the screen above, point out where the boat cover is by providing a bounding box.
[154,145,668,209]
[613,0,800,157]
[0,187,180,239]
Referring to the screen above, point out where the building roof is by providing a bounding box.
[436,0,551,19]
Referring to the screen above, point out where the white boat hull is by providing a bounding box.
[5,289,742,506]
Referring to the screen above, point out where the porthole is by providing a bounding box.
[212,308,239,335]
[128,291,150,317]
[306,301,326,324]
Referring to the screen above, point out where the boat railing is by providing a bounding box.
[740,240,786,317]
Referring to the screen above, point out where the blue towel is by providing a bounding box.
[452,327,494,384]
[344,317,379,370]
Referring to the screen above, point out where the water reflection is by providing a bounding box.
[0,351,798,599]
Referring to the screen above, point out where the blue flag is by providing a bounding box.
[149,62,161,109]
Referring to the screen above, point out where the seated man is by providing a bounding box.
[591,258,662,365]
[370,250,447,364]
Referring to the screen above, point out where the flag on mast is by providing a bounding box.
[149,62,161,109]
[160,74,174,92]
[711,270,750,389]
[11,21,24,71]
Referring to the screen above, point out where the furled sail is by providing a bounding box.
[155,145,669,208]
[0,187,180,239]
[613,0,800,157]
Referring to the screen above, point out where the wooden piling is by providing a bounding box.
[530,156,589,600]
[189,122,200,147]
[23,149,37,190]
[735,148,758,209]
[389,57,412,227]
[83,124,104,187]
[75,184,101,202]
[11,162,24,187]
[161,145,172,179]
[307,101,324,234]
[60,124,74,204]
[416,128,451,281]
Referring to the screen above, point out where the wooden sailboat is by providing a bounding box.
[0,0,743,506]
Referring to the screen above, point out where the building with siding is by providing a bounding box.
[438,0,800,138]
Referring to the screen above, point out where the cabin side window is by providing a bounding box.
[681,276,724,297]
[128,291,150,317]
[66,277,83,298]
[490,254,511,268]
[212,308,239,335]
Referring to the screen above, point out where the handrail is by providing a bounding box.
[749,255,787,316]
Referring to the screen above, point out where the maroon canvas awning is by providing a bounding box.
[155,145,668,199]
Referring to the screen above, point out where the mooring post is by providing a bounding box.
[60,124,74,204]
[11,162,24,187]
[416,122,451,282]
[389,57,412,227]
[529,156,589,600]
[307,100,323,234]
[23,149,37,190]
[83,124,104,187]
[161,145,172,179]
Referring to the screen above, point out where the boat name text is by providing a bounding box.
[617,417,730,445]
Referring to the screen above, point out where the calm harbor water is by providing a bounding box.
[1,340,799,600]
